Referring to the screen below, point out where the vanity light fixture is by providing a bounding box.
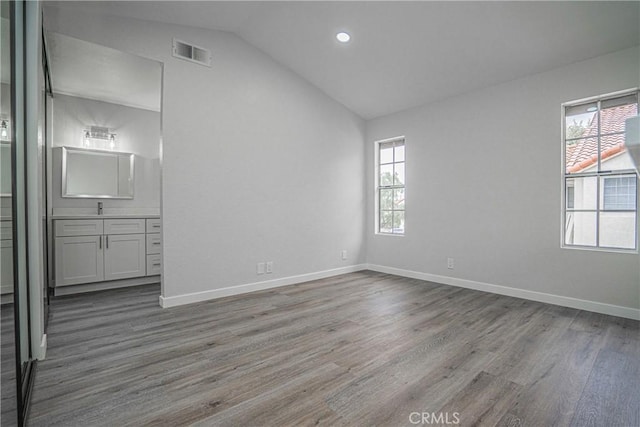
[0,119,9,140]
[82,126,117,150]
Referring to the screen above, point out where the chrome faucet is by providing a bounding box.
[98,202,103,215]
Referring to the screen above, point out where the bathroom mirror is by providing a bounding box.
[0,143,10,196]
[61,146,134,198]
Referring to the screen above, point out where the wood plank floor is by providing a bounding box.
[1,303,17,426]
[28,271,640,426]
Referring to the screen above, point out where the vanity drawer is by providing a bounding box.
[1,239,14,293]
[104,219,146,235]
[146,233,162,255]
[55,219,104,237]
[146,218,162,233]
[146,254,162,276]
[0,221,12,240]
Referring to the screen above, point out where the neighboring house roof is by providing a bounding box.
[566,103,637,173]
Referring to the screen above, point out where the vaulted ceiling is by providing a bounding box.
[46,1,640,119]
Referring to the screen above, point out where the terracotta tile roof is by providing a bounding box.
[566,103,637,173]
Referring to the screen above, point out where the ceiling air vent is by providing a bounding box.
[172,38,211,67]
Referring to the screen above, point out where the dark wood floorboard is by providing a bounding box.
[27,271,640,426]
[569,348,640,427]
[1,303,17,426]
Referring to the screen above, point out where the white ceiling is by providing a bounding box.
[47,1,639,119]
[46,32,162,111]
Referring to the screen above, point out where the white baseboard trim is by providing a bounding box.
[159,264,368,308]
[37,334,47,360]
[366,264,640,321]
[55,275,161,296]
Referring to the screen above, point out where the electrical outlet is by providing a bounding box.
[266,261,273,274]
[341,250,348,260]
[447,257,454,269]
[257,262,265,275]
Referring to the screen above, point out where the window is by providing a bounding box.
[603,176,636,210]
[563,90,639,250]
[377,137,405,234]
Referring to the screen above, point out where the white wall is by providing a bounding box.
[44,7,366,299]
[366,46,640,311]
[50,94,161,215]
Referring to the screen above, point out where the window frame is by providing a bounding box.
[375,136,405,236]
[561,88,639,253]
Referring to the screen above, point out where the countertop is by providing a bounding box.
[51,214,161,220]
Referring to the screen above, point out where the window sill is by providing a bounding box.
[375,232,405,237]
[561,244,638,254]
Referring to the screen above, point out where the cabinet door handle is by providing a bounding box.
[106,235,109,249]
[152,263,161,266]
[99,236,102,249]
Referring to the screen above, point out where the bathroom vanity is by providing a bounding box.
[50,138,162,295]
[53,215,161,295]
[0,217,12,297]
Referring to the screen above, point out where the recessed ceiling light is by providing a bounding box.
[586,106,597,112]
[336,32,351,43]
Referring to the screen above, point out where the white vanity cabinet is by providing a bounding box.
[55,235,104,286]
[0,220,13,295]
[103,233,146,281]
[145,219,162,276]
[54,217,160,288]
